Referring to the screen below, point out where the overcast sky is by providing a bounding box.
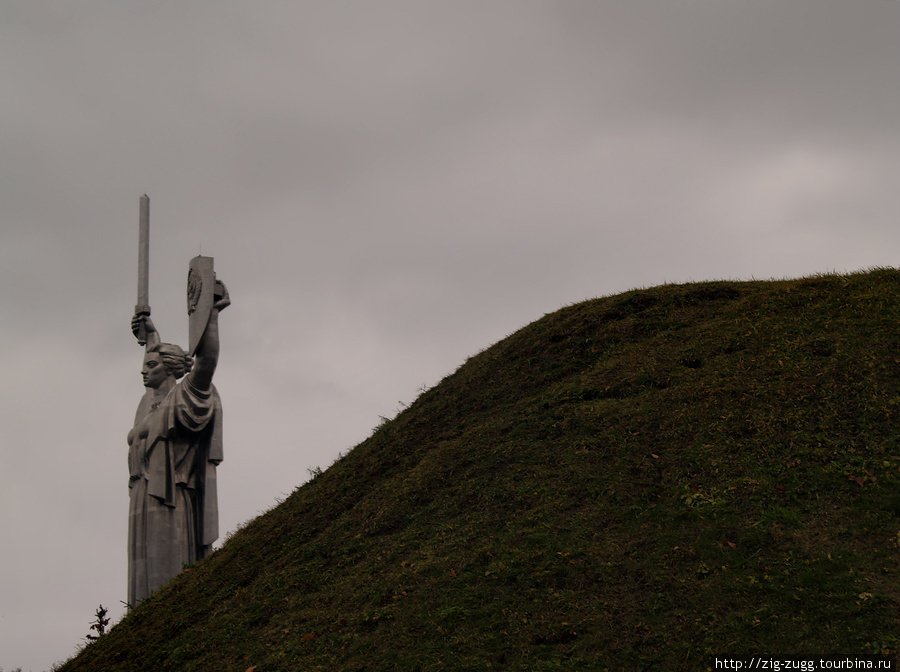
[1,1,898,669]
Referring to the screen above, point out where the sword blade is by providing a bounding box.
[137,194,150,309]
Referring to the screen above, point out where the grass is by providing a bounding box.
[60,268,900,670]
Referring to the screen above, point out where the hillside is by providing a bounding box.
[61,270,900,671]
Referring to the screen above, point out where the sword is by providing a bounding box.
[135,194,151,345]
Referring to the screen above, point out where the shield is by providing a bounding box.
[187,256,215,356]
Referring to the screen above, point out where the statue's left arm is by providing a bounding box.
[183,280,228,552]
[187,280,230,392]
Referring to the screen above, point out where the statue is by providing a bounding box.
[126,195,230,605]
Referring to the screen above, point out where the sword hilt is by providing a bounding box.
[134,304,151,346]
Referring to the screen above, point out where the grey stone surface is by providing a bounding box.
[134,195,150,345]
[126,260,229,606]
[187,255,215,356]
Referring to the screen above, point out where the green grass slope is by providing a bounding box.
[63,270,900,671]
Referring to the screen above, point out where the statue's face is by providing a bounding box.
[142,352,169,389]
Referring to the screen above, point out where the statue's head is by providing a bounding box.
[143,343,193,387]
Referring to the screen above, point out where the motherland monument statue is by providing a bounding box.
[126,195,230,605]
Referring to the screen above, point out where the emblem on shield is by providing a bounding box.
[187,256,216,355]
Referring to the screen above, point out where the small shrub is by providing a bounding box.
[85,605,109,641]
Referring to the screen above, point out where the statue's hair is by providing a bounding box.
[149,343,193,379]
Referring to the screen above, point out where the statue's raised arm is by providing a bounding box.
[188,279,230,392]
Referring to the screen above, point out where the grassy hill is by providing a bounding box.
[62,269,900,671]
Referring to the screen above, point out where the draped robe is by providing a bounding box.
[127,374,223,605]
